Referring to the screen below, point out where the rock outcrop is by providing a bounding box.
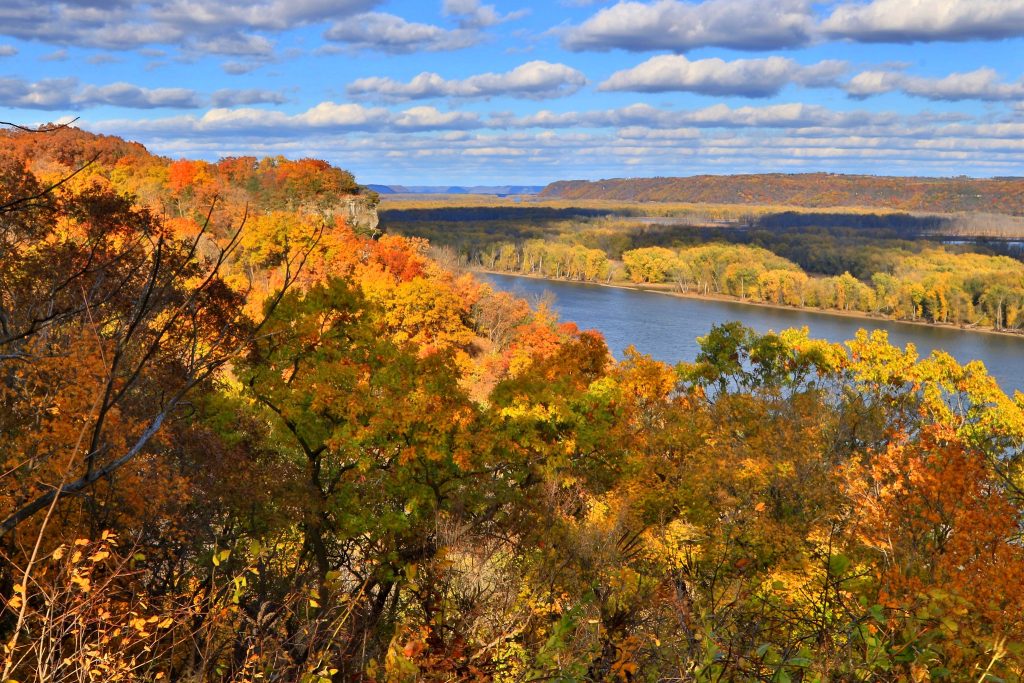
[338,195,380,238]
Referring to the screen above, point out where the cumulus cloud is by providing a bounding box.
[0,0,379,54]
[110,103,389,137]
[40,49,68,61]
[0,76,201,109]
[76,82,202,108]
[393,106,481,130]
[79,113,1024,184]
[210,88,288,106]
[599,55,846,97]
[190,32,274,56]
[442,0,528,29]
[347,61,587,102]
[493,102,895,130]
[148,0,380,31]
[87,102,484,137]
[0,45,17,57]
[823,0,1024,43]
[845,67,1024,101]
[87,53,121,64]
[323,12,479,53]
[563,0,814,52]
[83,99,902,142]
[221,60,265,74]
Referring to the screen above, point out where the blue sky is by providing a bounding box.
[1,0,1023,185]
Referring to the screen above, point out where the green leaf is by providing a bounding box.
[828,553,850,576]
[869,604,886,623]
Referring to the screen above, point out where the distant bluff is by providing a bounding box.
[541,173,1024,215]
[0,126,380,237]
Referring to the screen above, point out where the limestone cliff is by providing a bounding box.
[338,195,380,238]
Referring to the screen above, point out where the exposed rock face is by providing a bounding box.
[339,196,380,238]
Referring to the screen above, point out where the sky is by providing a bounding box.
[1,0,1023,185]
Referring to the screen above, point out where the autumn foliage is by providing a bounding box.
[544,173,1024,215]
[3,128,1024,682]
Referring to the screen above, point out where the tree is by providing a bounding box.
[0,163,312,540]
[622,247,678,283]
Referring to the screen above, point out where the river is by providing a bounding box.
[481,273,1024,394]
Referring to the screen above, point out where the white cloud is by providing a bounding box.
[323,12,479,52]
[103,103,388,136]
[89,99,899,141]
[0,76,201,109]
[148,0,380,31]
[0,45,17,57]
[393,106,481,130]
[0,0,379,54]
[823,0,1024,42]
[442,0,528,28]
[210,88,288,106]
[563,0,814,52]
[87,102,481,136]
[190,32,274,56]
[87,53,121,64]
[599,55,847,97]
[85,123,1024,185]
[846,67,1024,101]
[77,82,202,108]
[347,61,587,101]
[221,60,266,74]
[40,48,68,61]
[495,102,894,130]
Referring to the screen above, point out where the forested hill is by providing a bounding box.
[543,173,1024,214]
[10,125,1024,680]
[0,126,380,234]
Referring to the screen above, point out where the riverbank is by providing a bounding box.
[471,268,1024,340]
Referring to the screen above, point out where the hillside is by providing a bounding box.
[0,126,381,237]
[543,173,1024,215]
[6,127,1024,680]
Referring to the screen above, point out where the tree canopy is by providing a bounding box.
[3,129,1024,682]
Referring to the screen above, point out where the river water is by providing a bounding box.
[481,273,1024,394]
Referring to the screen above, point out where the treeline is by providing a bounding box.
[382,199,980,272]
[387,195,1024,330]
[480,239,612,281]
[544,172,1024,215]
[624,244,1024,328]
[382,201,955,237]
[755,210,947,233]
[482,237,1024,329]
[7,129,1024,681]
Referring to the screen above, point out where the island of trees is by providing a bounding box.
[3,127,1024,681]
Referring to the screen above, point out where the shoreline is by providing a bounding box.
[470,267,1024,340]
